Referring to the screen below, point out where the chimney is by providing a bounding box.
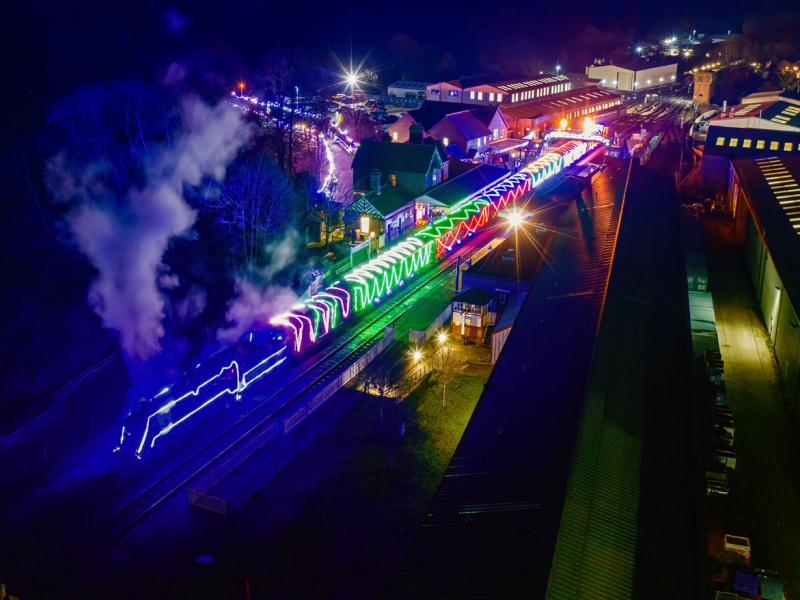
[370,168,381,195]
[409,122,423,144]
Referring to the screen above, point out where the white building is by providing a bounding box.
[387,81,429,100]
[585,61,678,92]
[425,74,571,106]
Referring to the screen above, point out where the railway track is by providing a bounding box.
[20,233,480,599]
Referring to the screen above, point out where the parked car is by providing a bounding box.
[753,568,788,600]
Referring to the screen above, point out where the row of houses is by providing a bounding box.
[696,88,800,425]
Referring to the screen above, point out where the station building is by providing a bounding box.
[699,90,800,197]
[425,73,572,106]
[502,87,623,138]
[724,155,800,419]
[387,81,429,101]
[585,59,678,92]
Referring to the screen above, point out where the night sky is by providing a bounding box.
[3,0,799,131]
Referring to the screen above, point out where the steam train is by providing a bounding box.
[117,139,592,458]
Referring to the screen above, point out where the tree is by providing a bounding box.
[44,79,181,191]
[201,150,298,269]
[339,107,379,142]
[314,179,353,252]
[358,360,406,423]
[429,345,465,406]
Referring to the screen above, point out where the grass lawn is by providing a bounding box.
[227,373,487,599]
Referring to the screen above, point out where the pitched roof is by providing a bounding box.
[452,286,495,306]
[420,164,509,208]
[367,185,416,217]
[408,101,499,131]
[352,140,438,174]
[703,124,800,158]
[464,230,542,283]
[436,112,492,141]
[502,87,618,120]
[387,81,430,90]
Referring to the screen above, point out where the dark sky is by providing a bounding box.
[3,0,799,132]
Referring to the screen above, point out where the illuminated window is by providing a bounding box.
[756,140,765,149]
[498,93,503,102]
[770,141,779,150]
[470,91,475,99]
[716,137,725,146]
[743,139,752,148]
[389,174,397,186]
[361,216,370,234]
[489,92,495,101]
[729,138,738,147]
[392,131,398,141]
[493,128,499,139]
[443,137,449,146]
[785,142,794,152]
[477,92,483,100]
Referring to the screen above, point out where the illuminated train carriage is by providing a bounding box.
[269,140,590,353]
[117,140,592,458]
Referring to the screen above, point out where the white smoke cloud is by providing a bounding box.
[55,97,254,361]
[216,277,299,345]
[263,228,301,278]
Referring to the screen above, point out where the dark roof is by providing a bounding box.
[456,72,526,88]
[760,101,800,128]
[421,136,449,163]
[443,143,467,160]
[464,230,542,283]
[437,112,492,141]
[408,101,499,131]
[607,57,679,72]
[367,185,415,217]
[352,140,438,174]
[703,125,800,158]
[422,164,509,208]
[387,81,430,90]
[732,155,800,309]
[452,286,495,306]
[492,292,526,331]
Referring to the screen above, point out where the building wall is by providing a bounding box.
[491,325,512,364]
[487,111,508,139]
[587,63,676,92]
[387,113,415,143]
[428,120,469,154]
[462,273,532,305]
[586,65,635,91]
[426,82,463,103]
[738,187,800,417]
[700,154,730,196]
[388,84,426,99]
[693,72,713,105]
[632,64,678,90]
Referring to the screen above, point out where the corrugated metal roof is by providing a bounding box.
[390,173,624,599]
[546,161,698,599]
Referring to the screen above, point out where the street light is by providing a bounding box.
[555,63,562,75]
[438,331,448,344]
[413,349,422,362]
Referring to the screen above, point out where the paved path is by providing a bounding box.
[704,217,800,598]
